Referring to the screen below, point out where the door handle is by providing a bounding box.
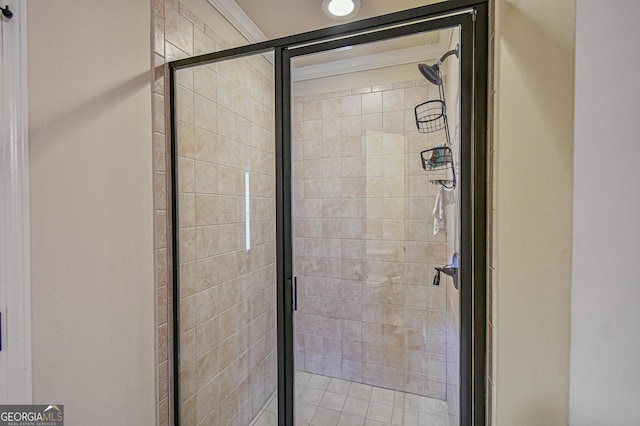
[293,276,297,311]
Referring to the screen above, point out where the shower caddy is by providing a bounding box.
[415,45,461,287]
[414,44,459,189]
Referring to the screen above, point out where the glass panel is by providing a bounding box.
[174,51,277,425]
[291,26,462,425]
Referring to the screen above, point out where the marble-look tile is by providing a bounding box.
[164,5,193,56]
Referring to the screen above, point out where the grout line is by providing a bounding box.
[252,372,449,425]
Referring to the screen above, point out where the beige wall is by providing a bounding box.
[27,0,156,424]
[571,1,640,424]
[493,0,575,424]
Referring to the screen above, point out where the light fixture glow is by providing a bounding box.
[322,0,360,19]
[328,0,354,16]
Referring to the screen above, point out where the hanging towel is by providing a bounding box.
[433,185,454,235]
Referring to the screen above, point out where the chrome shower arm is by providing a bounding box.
[437,44,459,66]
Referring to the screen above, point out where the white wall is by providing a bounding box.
[493,0,575,424]
[27,0,156,424]
[570,1,640,424]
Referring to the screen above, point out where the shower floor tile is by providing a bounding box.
[250,372,449,426]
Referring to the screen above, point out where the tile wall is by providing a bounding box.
[442,43,462,426]
[292,78,454,400]
[175,57,277,425]
[152,0,277,425]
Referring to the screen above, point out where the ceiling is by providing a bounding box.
[202,0,454,84]
[234,0,447,39]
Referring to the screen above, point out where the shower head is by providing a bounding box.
[417,44,460,86]
[418,63,442,85]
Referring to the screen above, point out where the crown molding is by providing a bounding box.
[205,1,452,82]
[292,43,444,82]
[206,0,267,44]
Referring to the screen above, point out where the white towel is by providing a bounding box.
[433,185,454,235]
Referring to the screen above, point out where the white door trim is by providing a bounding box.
[0,0,32,404]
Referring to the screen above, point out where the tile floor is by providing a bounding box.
[250,372,449,426]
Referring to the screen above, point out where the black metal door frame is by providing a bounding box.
[168,1,488,424]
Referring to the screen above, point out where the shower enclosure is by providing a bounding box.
[290,28,462,426]
[169,1,487,425]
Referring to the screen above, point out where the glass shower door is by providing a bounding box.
[288,24,464,426]
[173,51,278,425]
[168,5,487,424]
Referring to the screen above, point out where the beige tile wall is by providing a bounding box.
[152,0,172,424]
[292,78,454,400]
[175,56,277,425]
[440,38,462,426]
[152,1,276,425]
